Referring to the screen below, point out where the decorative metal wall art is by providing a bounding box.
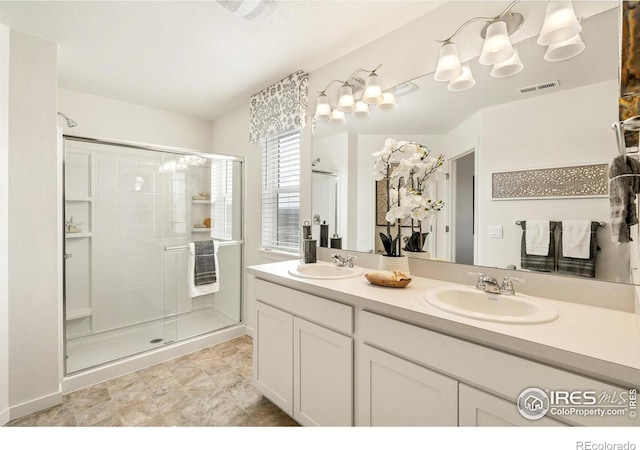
[492,163,609,199]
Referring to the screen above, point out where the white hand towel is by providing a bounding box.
[525,220,550,256]
[562,220,591,259]
[188,241,220,298]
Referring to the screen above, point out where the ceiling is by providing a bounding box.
[0,0,445,121]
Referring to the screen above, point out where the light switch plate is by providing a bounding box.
[488,225,503,239]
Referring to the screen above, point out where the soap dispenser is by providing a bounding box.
[319,221,329,247]
[302,221,312,240]
[330,233,342,249]
[303,239,317,263]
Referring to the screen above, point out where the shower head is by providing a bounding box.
[57,112,77,128]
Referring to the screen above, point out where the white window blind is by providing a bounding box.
[261,130,300,252]
[210,159,233,240]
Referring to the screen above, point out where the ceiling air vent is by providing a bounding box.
[517,80,560,95]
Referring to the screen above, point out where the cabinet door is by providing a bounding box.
[358,344,458,426]
[255,301,294,416]
[459,384,566,427]
[293,317,353,426]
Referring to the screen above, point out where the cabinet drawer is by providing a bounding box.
[361,310,635,426]
[255,279,353,334]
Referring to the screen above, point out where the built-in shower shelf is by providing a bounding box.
[66,308,93,321]
[66,232,92,239]
[191,228,211,233]
[66,197,93,202]
[192,200,211,204]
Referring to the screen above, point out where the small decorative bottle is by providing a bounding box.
[319,221,329,247]
[303,239,317,263]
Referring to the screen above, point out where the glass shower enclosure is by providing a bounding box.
[63,137,243,373]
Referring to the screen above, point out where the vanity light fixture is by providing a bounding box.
[314,64,397,124]
[490,47,524,78]
[377,92,398,111]
[314,93,332,120]
[538,1,584,61]
[434,1,524,86]
[537,1,582,46]
[434,41,463,82]
[543,32,585,62]
[329,109,346,125]
[352,101,371,118]
[448,63,476,92]
[479,20,516,66]
[434,0,586,91]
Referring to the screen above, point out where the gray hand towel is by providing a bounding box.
[609,155,640,243]
[194,240,217,286]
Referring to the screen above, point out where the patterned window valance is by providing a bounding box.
[249,70,308,144]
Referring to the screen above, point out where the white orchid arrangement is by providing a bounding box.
[373,139,445,256]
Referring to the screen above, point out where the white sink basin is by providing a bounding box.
[423,286,558,324]
[288,263,363,280]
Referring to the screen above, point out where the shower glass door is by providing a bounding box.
[64,138,243,374]
[166,157,244,343]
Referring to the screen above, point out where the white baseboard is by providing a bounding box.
[62,324,247,394]
[0,407,9,426]
[244,326,254,338]
[10,391,62,421]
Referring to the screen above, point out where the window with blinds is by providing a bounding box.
[210,159,233,240]
[261,129,300,253]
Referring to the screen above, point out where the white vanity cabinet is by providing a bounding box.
[254,301,294,416]
[359,344,458,426]
[458,383,565,427]
[359,310,631,427]
[253,279,354,426]
[249,263,637,428]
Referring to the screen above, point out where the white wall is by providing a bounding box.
[211,106,279,335]
[58,88,213,152]
[0,23,10,426]
[8,30,61,417]
[475,80,622,281]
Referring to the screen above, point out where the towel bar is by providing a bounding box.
[515,221,605,227]
[164,240,244,251]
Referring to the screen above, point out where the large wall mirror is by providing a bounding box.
[310,2,633,285]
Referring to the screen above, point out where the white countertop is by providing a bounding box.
[247,259,640,388]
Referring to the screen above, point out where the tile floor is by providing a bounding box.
[6,335,299,427]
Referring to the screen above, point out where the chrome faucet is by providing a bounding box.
[468,272,525,295]
[331,253,357,268]
[500,275,526,295]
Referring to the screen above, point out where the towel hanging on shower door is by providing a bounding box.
[188,240,220,298]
